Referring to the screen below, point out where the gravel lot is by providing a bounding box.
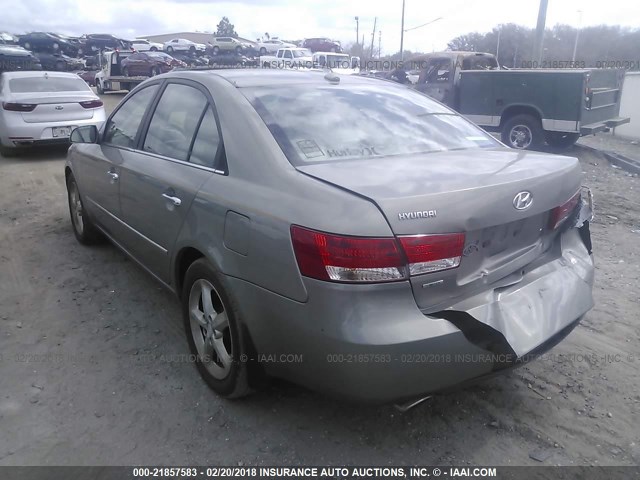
[0,92,638,466]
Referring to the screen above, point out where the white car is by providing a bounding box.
[0,71,106,156]
[256,39,296,55]
[131,39,163,52]
[163,38,206,53]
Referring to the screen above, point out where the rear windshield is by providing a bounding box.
[9,76,90,93]
[246,83,499,165]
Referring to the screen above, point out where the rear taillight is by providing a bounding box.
[549,191,581,230]
[290,225,465,283]
[398,233,465,275]
[80,100,103,109]
[290,226,405,283]
[2,102,36,112]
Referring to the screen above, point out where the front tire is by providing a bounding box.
[150,66,159,76]
[56,60,65,71]
[67,173,103,245]
[259,47,267,55]
[96,80,104,94]
[122,66,129,77]
[213,46,220,54]
[501,114,544,150]
[150,46,158,52]
[545,132,580,150]
[167,46,174,53]
[182,259,251,398]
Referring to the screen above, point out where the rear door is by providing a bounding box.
[117,80,221,283]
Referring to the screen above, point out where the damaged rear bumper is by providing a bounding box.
[228,200,594,404]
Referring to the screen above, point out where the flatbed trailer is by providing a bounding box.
[94,50,148,94]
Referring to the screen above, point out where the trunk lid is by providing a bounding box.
[297,148,582,311]
[8,92,98,123]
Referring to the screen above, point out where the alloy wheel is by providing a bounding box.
[188,279,233,380]
[509,125,533,149]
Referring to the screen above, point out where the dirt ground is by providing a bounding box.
[0,93,638,467]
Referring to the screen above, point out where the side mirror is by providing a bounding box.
[70,125,98,144]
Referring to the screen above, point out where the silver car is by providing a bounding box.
[65,70,594,404]
[0,71,106,156]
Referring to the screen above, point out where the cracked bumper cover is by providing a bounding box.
[228,197,595,403]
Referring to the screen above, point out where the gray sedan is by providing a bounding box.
[65,70,594,404]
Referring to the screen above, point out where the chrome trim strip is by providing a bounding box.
[87,198,168,254]
[541,119,579,133]
[465,114,500,127]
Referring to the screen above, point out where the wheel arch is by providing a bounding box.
[174,246,205,297]
[499,104,543,128]
[64,165,73,182]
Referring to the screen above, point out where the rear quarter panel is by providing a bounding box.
[173,74,394,303]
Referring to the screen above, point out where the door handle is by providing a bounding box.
[162,193,182,206]
[107,170,119,183]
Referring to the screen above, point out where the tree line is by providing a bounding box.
[446,23,640,69]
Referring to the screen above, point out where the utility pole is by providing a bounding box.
[572,10,583,62]
[533,0,549,64]
[400,0,406,61]
[378,30,382,59]
[355,16,359,48]
[496,28,501,64]
[370,17,377,59]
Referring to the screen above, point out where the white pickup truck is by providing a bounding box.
[260,47,313,69]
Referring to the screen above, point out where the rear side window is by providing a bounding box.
[143,83,208,161]
[9,76,90,93]
[189,107,221,168]
[103,84,158,148]
[246,84,499,165]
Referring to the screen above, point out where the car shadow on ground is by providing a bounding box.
[0,145,70,163]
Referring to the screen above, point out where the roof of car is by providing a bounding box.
[174,69,391,88]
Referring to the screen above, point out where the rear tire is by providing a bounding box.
[96,81,104,94]
[167,46,174,53]
[122,66,129,77]
[213,46,219,54]
[501,114,544,150]
[23,41,31,50]
[66,173,103,245]
[545,132,580,150]
[182,259,252,399]
[150,46,158,52]
[56,60,65,71]
[150,66,159,76]
[235,46,242,55]
[259,47,266,55]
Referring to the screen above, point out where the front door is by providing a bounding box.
[76,83,160,239]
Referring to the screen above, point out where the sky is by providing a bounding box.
[1,0,638,54]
